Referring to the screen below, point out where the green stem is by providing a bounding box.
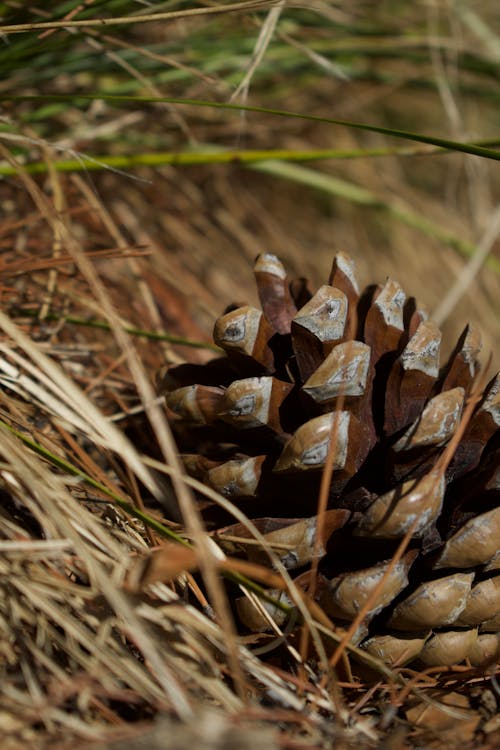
[2,93,500,161]
[0,145,449,177]
[11,308,220,352]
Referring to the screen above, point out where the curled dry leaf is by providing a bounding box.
[125,543,198,591]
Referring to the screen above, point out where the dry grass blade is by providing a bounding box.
[230,0,285,103]
[0,1,281,34]
[433,205,500,325]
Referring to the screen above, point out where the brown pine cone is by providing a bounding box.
[159,253,500,669]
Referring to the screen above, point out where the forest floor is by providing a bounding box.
[1,2,500,748]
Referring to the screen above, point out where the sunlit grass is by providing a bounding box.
[0,3,499,744]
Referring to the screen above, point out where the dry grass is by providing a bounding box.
[0,2,499,748]
[1,151,499,750]
[0,167,374,749]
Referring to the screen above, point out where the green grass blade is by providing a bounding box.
[10,309,220,351]
[2,93,499,161]
[0,146,442,177]
[0,418,188,545]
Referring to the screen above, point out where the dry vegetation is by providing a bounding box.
[0,1,499,748]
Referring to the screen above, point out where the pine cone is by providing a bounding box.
[159,253,500,669]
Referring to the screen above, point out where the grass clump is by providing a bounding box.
[0,2,499,748]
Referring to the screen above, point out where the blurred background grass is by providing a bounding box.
[1,0,499,358]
